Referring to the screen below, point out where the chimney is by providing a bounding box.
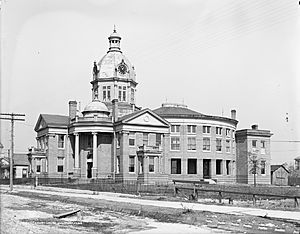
[69,101,77,120]
[231,109,236,120]
[251,124,258,130]
[112,99,119,122]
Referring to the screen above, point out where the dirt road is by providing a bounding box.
[1,185,299,233]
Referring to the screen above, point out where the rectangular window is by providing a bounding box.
[187,125,196,134]
[107,86,111,100]
[129,133,135,146]
[116,156,120,174]
[171,125,180,133]
[36,158,41,173]
[58,134,65,148]
[216,160,222,175]
[149,156,155,173]
[226,160,230,175]
[261,160,266,175]
[171,159,181,174]
[216,139,222,152]
[203,137,211,151]
[203,126,211,134]
[226,128,230,137]
[261,140,266,154]
[118,86,122,101]
[57,157,64,172]
[122,86,126,101]
[129,156,135,173]
[171,137,180,150]
[131,88,135,103]
[187,137,196,151]
[226,140,231,153]
[103,86,107,101]
[156,133,162,146]
[216,127,222,135]
[252,140,257,148]
[188,159,197,174]
[143,133,148,146]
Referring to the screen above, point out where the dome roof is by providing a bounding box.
[97,52,136,81]
[82,100,109,114]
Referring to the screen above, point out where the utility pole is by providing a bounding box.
[0,113,25,191]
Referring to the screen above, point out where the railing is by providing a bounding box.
[137,145,162,153]
[71,116,112,123]
[173,180,300,208]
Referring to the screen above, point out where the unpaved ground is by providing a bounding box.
[0,192,221,234]
[1,186,300,233]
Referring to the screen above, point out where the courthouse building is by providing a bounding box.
[28,29,271,184]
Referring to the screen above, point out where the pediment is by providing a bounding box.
[123,109,169,127]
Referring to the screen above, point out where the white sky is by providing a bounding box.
[1,0,299,164]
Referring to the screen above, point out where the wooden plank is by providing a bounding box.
[53,209,81,219]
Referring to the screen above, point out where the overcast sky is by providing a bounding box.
[1,0,299,164]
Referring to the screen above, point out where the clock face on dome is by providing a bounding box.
[118,64,127,75]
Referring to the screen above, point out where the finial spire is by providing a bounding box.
[113,24,116,33]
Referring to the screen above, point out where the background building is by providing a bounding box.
[236,125,273,185]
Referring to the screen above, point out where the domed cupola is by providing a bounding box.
[90,27,138,117]
[82,99,110,118]
[108,26,121,53]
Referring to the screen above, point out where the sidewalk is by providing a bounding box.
[3,185,300,222]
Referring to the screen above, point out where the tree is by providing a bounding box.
[248,150,260,187]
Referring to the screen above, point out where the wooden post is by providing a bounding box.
[173,181,177,196]
[218,191,222,203]
[253,194,256,206]
[294,197,299,208]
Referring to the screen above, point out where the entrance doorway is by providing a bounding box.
[87,162,93,178]
[87,153,93,178]
[203,159,211,179]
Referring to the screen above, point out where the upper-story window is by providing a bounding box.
[129,133,135,146]
[252,140,257,148]
[187,125,196,134]
[143,133,148,146]
[187,137,196,151]
[203,126,211,134]
[226,128,230,137]
[226,140,231,153]
[171,125,180,133]
[123,86,126,101]
[131,88,135,103]
[103,86,111,101]
[261,160,266,175]
[216,139,222,152]
[261,140,266,154]
[156,134,162,147]
[203,137,211,151]
[58,134,65,149]
[118,86,122,101]
[216,127,222,136]
[170,137,180,150]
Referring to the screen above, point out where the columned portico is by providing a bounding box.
[92,132,98,178]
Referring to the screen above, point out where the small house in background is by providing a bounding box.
[13,154,30,178]
[271,165,290,186]
[0,157,10,179]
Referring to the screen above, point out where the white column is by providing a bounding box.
[74,133,79,168]
[65,134,69,174]
[92,132,98,168]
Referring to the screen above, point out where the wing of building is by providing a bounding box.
[28,28,272,184]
